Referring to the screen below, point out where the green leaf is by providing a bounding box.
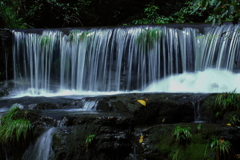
[212,18,216,26]
[202,0,208,7]
[214,1,222,9]
[228,5,235,15]
[222,10,228,18]
[217,18,222,25]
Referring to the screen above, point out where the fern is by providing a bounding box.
[173,126,192,147]
[210,137,233,159]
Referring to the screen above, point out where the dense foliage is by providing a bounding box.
[193,0,240,25]
[0,0,239,28]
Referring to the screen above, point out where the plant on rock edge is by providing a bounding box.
[214,89,240,119]
[0,104,32,144]
[86,134,95,152]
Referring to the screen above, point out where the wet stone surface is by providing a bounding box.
[2,93,240,160]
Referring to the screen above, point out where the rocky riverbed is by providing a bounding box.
[1,93,240,160]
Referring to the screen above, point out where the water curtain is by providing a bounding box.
[12,25,240,95]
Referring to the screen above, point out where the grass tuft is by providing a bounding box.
[0,104,33,144]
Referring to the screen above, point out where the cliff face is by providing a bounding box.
[0,29,12,82]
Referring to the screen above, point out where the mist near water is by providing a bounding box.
[145,68,240,93]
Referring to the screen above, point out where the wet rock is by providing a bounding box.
[51,113,133,160]
[96,93,204,125]
[3,93,240,160]
[35,102,60,110]
[0,81,13,97]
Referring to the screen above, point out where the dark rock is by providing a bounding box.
[0,81,14,97]
[52,113,133,160]
[35,102,60,110]
[2,93,240,160]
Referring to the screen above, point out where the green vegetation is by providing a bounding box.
[85,134,95,152]
[173,126,192,147]
[210,136,234,160]
[1,0,239,28]
[154,124,215,160]
[129,3,168,25]
[214,89,240,119]
[2,0,238,28]
[0,1,27,28]
[197,123,202,133]
[0,104,32,144]
[193,0,239,25]
[226,114,240,125]
[68,30,93,42]
[41,36,51,47]
[136,28,163,52]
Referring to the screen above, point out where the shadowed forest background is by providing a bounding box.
[0,0,239,28]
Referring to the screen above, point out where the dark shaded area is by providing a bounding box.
[0,29,12,81]
[0,0,208,29]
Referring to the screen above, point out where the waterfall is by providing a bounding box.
[11,24,240,96]
[22,127,56,160]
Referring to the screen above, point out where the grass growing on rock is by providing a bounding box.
[148,123,234,160]
[0,104,33,144]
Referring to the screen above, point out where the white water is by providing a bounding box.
[11,24,240,96]
[22,127,56,160]
[145,69,240,93]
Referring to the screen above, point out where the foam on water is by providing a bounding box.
[10,24,240,97]
[7,68,240,98]
[145,68,240,93]
[7,90,127,98]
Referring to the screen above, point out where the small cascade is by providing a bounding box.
[128,145,138,160]
[191,100,205,123]
[11,24,240,96]
[82,100,98,110]
[22,127,56,160]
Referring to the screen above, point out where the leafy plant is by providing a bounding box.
[214,89,240,118]
[173,126,192,147]
[169,149,179,160]
[135,28,163,52]
[41,36,51,47]
[131,3,161,25]
[0,1,27,28]
[226,114,240,126]
[85,134,95,152]
[0,104,32,144]
[197,124,202,133]
[210,136,233,160]
[192,0,239,25]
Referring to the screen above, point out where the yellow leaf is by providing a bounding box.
[236,154,240,159]
[139,135,144,143]
[162,118,165,123]
[137,100,146,106]
[226,123,231,126]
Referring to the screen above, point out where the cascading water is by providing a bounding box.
[11,24,240,96]
[22,127,56,160]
